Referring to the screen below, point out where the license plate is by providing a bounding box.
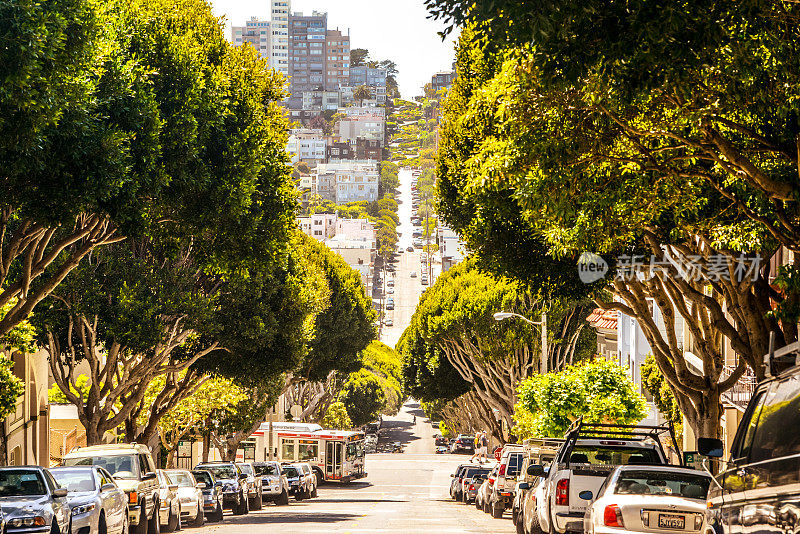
[658,514,685,529]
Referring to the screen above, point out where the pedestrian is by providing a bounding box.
[469,432,481,463]
[478,432,489,463]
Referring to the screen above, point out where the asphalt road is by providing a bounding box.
[192,400,514,534]
[380,167,441,348]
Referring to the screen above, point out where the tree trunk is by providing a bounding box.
[202,431,210,463]
[0,419,8,466]
[85,418,102,446]
[166,448,176,469]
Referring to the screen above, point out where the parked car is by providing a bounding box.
[387,287,395,294]
[165,470,205,527]
[488,444,524,518]
[476,466,499,513]
[410,271,417,278]
[63,443,160,534]
[434,436,449,447]
[436,445,449,454]
[582,466,711,534]
[407,246,414,252]
[385,303,394,311]
[450,464,486,501]
[235,463,263,510]
[294,463,318,499]
[190,470,224,522]
[461,467,492,503]
[0,467,67,534]
[700,352,800,534]
[534,421,674,534]
[514,438,564,533]
[450,434,476,454]
[156,470,182,532]
[464,474,488,504]
[280,465,303,498]
[421,277,429,285]
[252,462,290,505]
[51,465,128,534]
[387,279,394,287]
[519,466,551,534]
[194,462,249,515]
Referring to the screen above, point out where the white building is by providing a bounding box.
[287,134,326,165]
[338,114,385,145]
[341,106,386,119]
[297,213,337,240]
[315,160,379,203]
[270,0,290,77]
[437,225,467,272]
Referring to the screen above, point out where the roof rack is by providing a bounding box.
[560,418,682,467]
[765,333,800,378]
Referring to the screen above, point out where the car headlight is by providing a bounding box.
[72,503,96,516]
[223,484,236,493]
[179,496,194,504]
[9,516,46,527]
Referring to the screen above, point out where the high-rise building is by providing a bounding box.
[232,18,271,60]
[270,0,290,76]
[325,29,350,90]
[288,10,328,98]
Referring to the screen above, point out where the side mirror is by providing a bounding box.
[196,482,206,489]
[53,488,68,498]
[168,484,178,492]
[527,464,545,477]
[518,482,531,490]
[142,472,157,481]
[100,483,116,492]
[579,490,593,501]
[450,474,454,477]
[698,438,725,458]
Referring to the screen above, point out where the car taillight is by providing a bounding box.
[498,464,506,477]
[555,479,569,506]
[469,484,475,490]
[488,477,495,485]
[604,505,624,527]
[128,491,138,505]
[694,513,703,530]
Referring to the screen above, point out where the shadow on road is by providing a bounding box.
[220,512,360,524]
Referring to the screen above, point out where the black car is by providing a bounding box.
[700,350,800,534]
[451,435,475,454]
[194,462,249,515]
[191,470,224,522]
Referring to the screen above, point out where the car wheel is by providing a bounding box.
[164,506,179,533]
[190,507,204,527]
[517,514,526,534]
[98,513,108,534]
[475,497,481,510]
[492,501,504,519]
[277,489,289,506]
[147,504,160,534]
[530,508,544,534]
[131,501,148,534]
[311,485,318,498]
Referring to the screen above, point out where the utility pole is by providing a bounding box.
[540,311,548,375]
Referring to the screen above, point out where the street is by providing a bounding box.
[193,400,514,534]
[380,167,441,348]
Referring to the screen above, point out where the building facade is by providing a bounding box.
[270,0,290,77]
[288,10,327,98]
[355,138,382,160]
[232,18,271,60]
[327,142,353,161]
[338,114,385,145]
[287,134,327,165]
[325,29,350,90]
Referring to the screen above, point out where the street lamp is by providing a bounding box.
[494,311,549,374]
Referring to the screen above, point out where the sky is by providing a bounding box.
[209,0,459,99]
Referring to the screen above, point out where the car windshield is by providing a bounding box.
[237,464,253,475]
[0,470,47,496]
[198,466,236,480]
[254,464,278,477]
[166,472,195,487]
[283,467,299,478]
[192,472,213,487]
[51,469,96,493]
[568,446,661,466]
[64,455,139,479]
[615,470,710,499]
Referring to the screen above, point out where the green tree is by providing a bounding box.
[353,85,373,106]
[514,359,647,438]
[641,355,682,434]
[339,369,386,427]
[0,354,24,465]
[350,48,370,67]
[321,401,353,430]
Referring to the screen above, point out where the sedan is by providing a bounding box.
[51,465,128,534]
[410,271,417,278]
[165,470,205,527]
[406,246,414,252]
[190,470,224,522]
[582,466,712,534]
[475,468,498,513]
[156,470,181,532]
[0,467,68,534]
[463,474,488,504]
[383,318,394,326]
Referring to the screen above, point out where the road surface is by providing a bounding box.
[192,400,514,533]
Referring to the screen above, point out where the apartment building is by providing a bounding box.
[325,29,350,90]
[297,213,338,239]
[350,66,387,87]
[270,0,290,76]
[431,69,456,92]
[302,90,340,111]
[232,18,271,59]
[437,225,467,272]
[288,10,327,99]
[355,138,382,160]
[327,142,353,161]
[338,114,385,145]
[342,106,386,119]
[316,160,379,203]
[287,134,326,165]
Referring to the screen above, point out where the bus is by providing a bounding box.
[276,430,366,483]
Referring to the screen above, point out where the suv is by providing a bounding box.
[252,461,289,505]
[700,347,800,534]
[194,462,249,515]
[534,421,674,534]
[514,438,563,531]
[488,444,524,518]
[451,434,475,454]
[63,443,160,534]
[293,463,318,499]
[236,462,263,510]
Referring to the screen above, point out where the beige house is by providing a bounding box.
[1,349,50,466]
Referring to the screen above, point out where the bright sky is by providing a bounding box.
[209,0,459,99]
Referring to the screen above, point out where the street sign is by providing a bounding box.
[290,405,303,419]
[494,447,502,461]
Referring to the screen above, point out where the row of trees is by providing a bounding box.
[425,0,800,439]
[0,0,381,463]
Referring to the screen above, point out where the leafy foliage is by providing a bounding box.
[0,356,23,421]
[321,401,353,430]
[514,359,647,438]
[339,369,386,427]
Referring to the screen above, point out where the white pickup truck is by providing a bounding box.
[531,421,679,534]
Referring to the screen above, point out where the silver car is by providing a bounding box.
[164,470,204,527]
[50,466,128,534]
[156,470,181,532]
[252,462,289,506]
[0,467,68,534]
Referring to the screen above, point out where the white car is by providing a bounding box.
[384,318,394,326]
[410,271,417,278]
[582,465,711,534]
[387,287,394,294]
